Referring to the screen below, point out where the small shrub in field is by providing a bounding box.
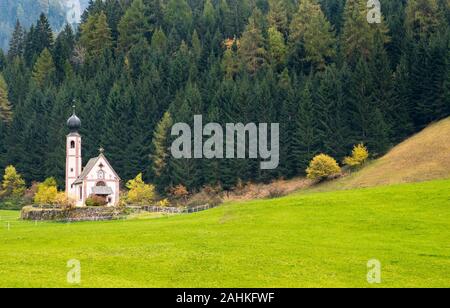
[169,184,189,201]
[157,198,170,207]
[306,154,341,181]
[85,195,107,207]
[344,144,369,168]
[125,173,156,205]
[267,186,287,199]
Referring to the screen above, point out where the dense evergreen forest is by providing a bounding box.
[0,0,449,193]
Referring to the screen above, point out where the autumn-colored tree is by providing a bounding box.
[152,112,173,178]
[125,173,156,205]
[169,184,189,202]
[1,166,26,199]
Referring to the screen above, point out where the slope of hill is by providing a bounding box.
[312,117,450,192]
[1,179,449,287]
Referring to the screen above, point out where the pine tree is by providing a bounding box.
[32,48,55,88]
[315,65,351,159]
[268,26,287,67]
[118,0,151,53]
[143,0,164,31]
[289,0,336,71]
[405,0,441,41]
[349,58,390,153]
[191,30,202,62]
[102,76,136,181]
[151,112,173,185]
[293,80,320,174]
[0,73,12,124]
[203,0,216,29]
[35,13,54,52]
[217,0,234,38]
[341,0,389,65]
[390,57,415,142]
[80,12,113,59]
[267,0,289,36]
[8,20,25,60]
[413,35,448,126]
[53,24,75,82]
[238,9,268,75]
[151,28,168,54]
[164,0,193,39]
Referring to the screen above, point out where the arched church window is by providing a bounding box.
[70,141,75,149]
[96,181,106,187]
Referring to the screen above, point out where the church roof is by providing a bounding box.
[73,153,120,185]
[92,186,114,196]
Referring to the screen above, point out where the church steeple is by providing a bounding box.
[67,105,81,133]
[66,104,83,201]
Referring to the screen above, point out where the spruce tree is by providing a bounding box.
[8,21,25,60]
[164,0,193,39]
[35,14,54,52]
[267,0,289,36]
[118,0,151,53]
[80,12,113,59]
[341,0,389,65]
[238,9,268,75]
[151,112,173,187]
[293,80,320,174]
[315,65,351,159]
[289,0,336,71]
[32,48,56,88]
[0,74,12,124]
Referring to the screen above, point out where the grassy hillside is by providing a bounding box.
[312,118,450,192]
[1,179,449,288]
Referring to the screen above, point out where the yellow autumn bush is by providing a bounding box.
[344,144,369,168]
[306,154,341,181]
[157,198,170,207]
[34,183,58,205]
[33,177,71,207]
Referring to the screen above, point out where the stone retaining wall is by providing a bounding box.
[21,206,126,222]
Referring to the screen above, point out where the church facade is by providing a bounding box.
[66,110,120,206]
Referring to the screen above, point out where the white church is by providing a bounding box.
[65,108,121,207]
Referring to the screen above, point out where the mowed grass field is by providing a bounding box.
[0,179,449,288]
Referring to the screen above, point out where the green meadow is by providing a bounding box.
[0,179,449,288]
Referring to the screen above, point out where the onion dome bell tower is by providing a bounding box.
[65,105,83,199]
[67,112,81,133]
